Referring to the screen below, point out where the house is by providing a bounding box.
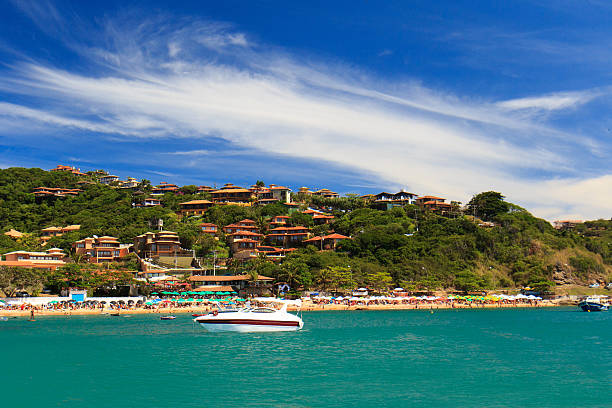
[371,190,417,210]
[200,223,218,236]
[73,236,131,263]
[210,184,254,205]
[178,199,214,217]
[134,231,185,258]
[313,214,334,225]
[188,274,274,293]
[553,220,583,230]
[269,184,292,203]
[33,187,83,199]
[228,230,264,251]
[151,182,179,195]
[134,197,162,207]
[269,215,291,227]
[415,196,453,213]
[99,174,120,185]
[118,177,139,189]
[304,233,351,250]
[222,219,260,234]
[40,225,81,244]
[312,188,340,199]
[0,248,66,271]
[297,187,313,195]
[266,226,311,247]
[50,165,86,176]
[198,185,216,193]
[4,229,24,239]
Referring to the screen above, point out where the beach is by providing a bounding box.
[0,298,557,317]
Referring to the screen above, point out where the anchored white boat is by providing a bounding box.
[194,299,303,333]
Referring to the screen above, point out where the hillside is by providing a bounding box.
[0,167,610,293]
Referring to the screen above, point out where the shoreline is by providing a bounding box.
[0,300,559,317]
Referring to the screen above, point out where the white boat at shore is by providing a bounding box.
[193,299,303,333]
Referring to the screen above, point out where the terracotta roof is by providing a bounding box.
[418,196,445,200]
[229,230,263,237]
[210,188,252,194]
[199,223,218,227]
[179,200,213,205]
[189,274,273,282]
[324,233,351,239]
[192,285,235,292]
[268,226,309,231]
[4,229,24,238]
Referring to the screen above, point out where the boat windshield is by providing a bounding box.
[251,307,276,313]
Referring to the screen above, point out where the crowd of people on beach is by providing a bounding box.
[0,292,546,316]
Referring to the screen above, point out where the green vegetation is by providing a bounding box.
[0,167,611,295]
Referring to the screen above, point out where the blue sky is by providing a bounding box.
[0,0,611,220]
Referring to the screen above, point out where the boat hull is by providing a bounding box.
[197,320,302,333]
[579,301,609,312]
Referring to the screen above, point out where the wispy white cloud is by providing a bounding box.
[497,90,600,111]
[0,12,610,220]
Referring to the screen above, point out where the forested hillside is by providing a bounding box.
[1,167,610,293]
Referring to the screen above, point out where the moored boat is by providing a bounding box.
[160,315,176,320]
[194,299,303,332]
[579,296,610,312]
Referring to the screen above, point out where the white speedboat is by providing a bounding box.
[194,301,303,333]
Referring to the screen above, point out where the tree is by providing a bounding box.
[0,267,45,296]
[365,270,392,292]
[255,180,265,188]
[467,191,509,221]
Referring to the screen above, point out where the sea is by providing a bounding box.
[1,307,610,407]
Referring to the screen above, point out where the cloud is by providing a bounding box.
[497,91,600,111]
[0,11,610,220]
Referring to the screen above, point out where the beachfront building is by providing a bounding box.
[134,231,186,258]
[178,199,214,217]
[313,214,335,225]
[304,233,352,250]
[266,226,311,247]
[553,220,584,230]
[200,223,218,236]
[40,225,81,245]
[73,236,131,263]
[152,182,179,195]
[50,165,86,176]
[33,187,83,199]
[0,248,66,271]
[188,274,274,294]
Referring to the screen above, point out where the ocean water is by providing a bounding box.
[1,307,610,407]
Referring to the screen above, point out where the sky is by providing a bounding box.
[0,0,611,221]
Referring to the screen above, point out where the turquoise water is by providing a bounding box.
[1,308,610,407]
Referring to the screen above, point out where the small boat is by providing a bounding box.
[110,313,121,316]
[579,296,610,312]
[160,316,176,320]
[194,301,303,333]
